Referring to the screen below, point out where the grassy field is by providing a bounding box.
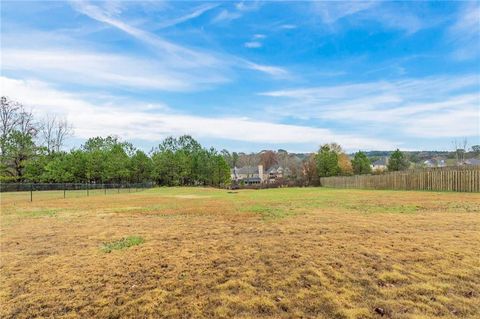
[1,187,479,318]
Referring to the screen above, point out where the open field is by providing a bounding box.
[1,187,479,318]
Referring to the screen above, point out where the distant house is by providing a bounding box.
[464,158,480,166]
[266,165,290,183]
[371,157,388,171]
[231,165,264,185]
[423,159,435,167]
[423,158,447,168]
[230,164,293,185]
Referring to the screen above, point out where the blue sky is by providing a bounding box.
[1,1,479,152]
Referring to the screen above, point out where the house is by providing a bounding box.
[371,158,388,171]
[231,165,264,185]
[464,158,480,166]
[423,158,447,168]
[266,165,291,183]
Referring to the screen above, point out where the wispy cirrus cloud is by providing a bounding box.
[314,1,377,24]
[212,9,242,23]
[313,1,428,34]
[212,1,261,24]
[244,62,288,77]
[2,76,395,150]
[261,75,480,138]
[244,34,266,49]
[447,1,480,60]
[1,48,228,91]
[279,24,297,30]
[70,0,219,67]
[70,0,287,78]
[245,41,262,48]
[156,3,219,29]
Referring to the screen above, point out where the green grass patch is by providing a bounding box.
[343,203,421,214]
[18,209,58,218]
[101,236,145,253]
[241,204,295,220]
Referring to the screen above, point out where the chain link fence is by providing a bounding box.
[0,182,154,203]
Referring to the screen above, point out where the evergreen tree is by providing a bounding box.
[316,144,340,177]
[351,151,372,175]
[387,149,409,171]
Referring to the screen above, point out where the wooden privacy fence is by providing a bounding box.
[320,166,480,192]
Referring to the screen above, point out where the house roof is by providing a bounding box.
[267,165,283,174]
[235,166,259,175]
[465,158,480,165]
[372,158,388,166]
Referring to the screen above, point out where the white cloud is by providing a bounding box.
[245,34,266,49]
[279,24,297,29]
[2,48,227,91]
[261,75,480,138]
[448,2,480,60]
[245,62,288,77]
[212,9,242,23]
[245,41,262,48]
[235,2,260,12]
[1,76,395,150]
[156,3,220,29]
[69,1,287,78]
[70,0,221,68]
[313,1,427,34]
[314,1,377,24]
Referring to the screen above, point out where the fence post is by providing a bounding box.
[104,184,107,195]
[87,183,89,196]
[64,183,66,199]
[30,183,33,202]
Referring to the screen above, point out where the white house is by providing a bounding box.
[371,158,388,171]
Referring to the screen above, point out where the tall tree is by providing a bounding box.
[129,150,153,183]
[316,144,340,177]
[351,151,372,175]
[387,149,409,171]
[2,131,37,180]
[40,115,73,154]
[472,145,480,156]
[302,154,319,186]
[338,153,353,175]
[260,150,278,170]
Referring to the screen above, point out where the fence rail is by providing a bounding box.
[320,166,480,192]
[0,182,154,202]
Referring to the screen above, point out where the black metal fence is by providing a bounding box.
[0,182,154,202]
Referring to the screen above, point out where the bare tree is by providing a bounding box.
[1,97,38,155]
[1,97,21,155]
[260,150,278,170]
[17,110,37,137]
[40,115,73,154]
[452,138,468,164]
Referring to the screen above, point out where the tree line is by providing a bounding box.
[0,97,230,186]
[0,96,414,187]
[317,143,407,175]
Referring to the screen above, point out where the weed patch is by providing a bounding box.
[241,204,294,220]
[19,209,58,218]
[101,236,144,253]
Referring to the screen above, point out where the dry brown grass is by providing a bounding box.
[1,187,479,318]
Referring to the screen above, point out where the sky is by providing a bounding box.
[1,0,479,153]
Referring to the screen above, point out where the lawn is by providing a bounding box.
[0,187,479,318]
